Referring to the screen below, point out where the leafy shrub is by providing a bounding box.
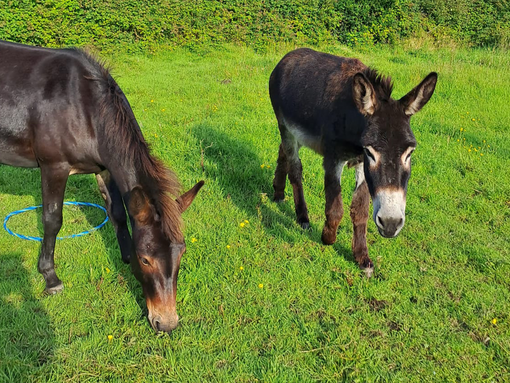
[0,0,508,50]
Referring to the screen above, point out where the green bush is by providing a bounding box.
[0,0,508,50]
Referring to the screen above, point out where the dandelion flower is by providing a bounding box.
[492,318,497,325]
[226,245,231,249]
[260,164,265,169]
[240,266,244,271]
[191,237,197,243]
[105,267,111,273]
[108,335,113,341]
[471,118,475,121]
[258,283,263,289]
[240,222,245,228]
[151,100,154,103]
[244,220,249,224]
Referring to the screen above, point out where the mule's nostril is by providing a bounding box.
[376,215,385,228]
[398,218,403,227]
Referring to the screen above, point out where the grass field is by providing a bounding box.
[0,44,509,382]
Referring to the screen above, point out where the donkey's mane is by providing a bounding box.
[363,67,394,101]
[75,48,184,243]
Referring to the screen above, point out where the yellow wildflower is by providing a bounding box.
[258,283,263,289]
[108,335,113,341]
[492,318,497,325]
[240,266,244,271]
[105,267,111,273]
[240,222,245,228]
[260,164,265,169]
[226,245,231,249]
[191,237,197,243]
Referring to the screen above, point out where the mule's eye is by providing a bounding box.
[141,257,150,266]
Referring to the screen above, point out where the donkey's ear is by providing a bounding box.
[353,73,377,116]
[129,186,152,224]
[176,181,204,213]
[400,72,438,116]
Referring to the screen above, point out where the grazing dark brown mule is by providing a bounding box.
[0,40,204,333]
[269,48,437,277]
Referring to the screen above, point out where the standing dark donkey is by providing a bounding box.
[0,40,204,333]
[269,48,437,277]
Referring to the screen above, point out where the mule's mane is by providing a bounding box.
[75,49,184,243]
[363,68,393,101]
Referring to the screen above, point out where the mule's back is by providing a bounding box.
[0,40,103,169]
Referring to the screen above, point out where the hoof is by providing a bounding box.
[273,196,285,203]
[362,267,374,279]
[321,227,337,245]
[300,221,310,230]
[45,282,64,295]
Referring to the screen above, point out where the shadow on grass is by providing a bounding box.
[0,166,149,342]
[0,252,54,381]
[191,124,352,259]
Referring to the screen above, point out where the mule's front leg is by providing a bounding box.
[350,163,374,277]
[38,165,69,294]
[96,171,132,264]
[321,160,346,245]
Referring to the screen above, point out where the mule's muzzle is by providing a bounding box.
[149,312,179,333]
[376,214,404,238]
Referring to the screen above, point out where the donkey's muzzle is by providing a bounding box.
[376,214,404,238]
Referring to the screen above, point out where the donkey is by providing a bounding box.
[269,48,437,277]
[0,40,203,332]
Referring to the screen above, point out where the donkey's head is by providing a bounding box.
[128,181,204,333]
[353,70,437,238]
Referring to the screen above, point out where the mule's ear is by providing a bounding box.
[400,72,438,116]
[129,186,152,224]
[353,73,377,116]
[177,181,204,213]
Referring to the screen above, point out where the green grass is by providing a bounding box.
[1,44,509,382]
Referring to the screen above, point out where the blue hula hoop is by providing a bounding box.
[3,201,109,242]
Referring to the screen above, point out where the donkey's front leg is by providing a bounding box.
[38,164,69,294]
[321,159,346,245]
[96,171,132,264]
[350,163,374,277]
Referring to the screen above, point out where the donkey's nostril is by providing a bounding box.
[376,215,385,228]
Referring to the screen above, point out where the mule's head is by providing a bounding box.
[128,181,204,333]
[353,71,437,238]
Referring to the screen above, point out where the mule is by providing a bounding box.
[0,40,204,333]
[269,48,437,277]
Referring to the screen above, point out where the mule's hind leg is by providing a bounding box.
[350,163,374,278]
[273,143,288,202]
[38,164,69,294]
[321,158,346,245]
[96,171,132,264]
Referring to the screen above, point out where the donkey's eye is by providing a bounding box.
[364,147,376,162]
[405,148,415,161]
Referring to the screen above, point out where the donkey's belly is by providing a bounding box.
[283,117,323,155]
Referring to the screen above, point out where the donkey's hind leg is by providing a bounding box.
[38,164,69,294]
[350,163,374,278]
[273,143,288,202]
[280,133,310,229]
[96,171,132,264]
